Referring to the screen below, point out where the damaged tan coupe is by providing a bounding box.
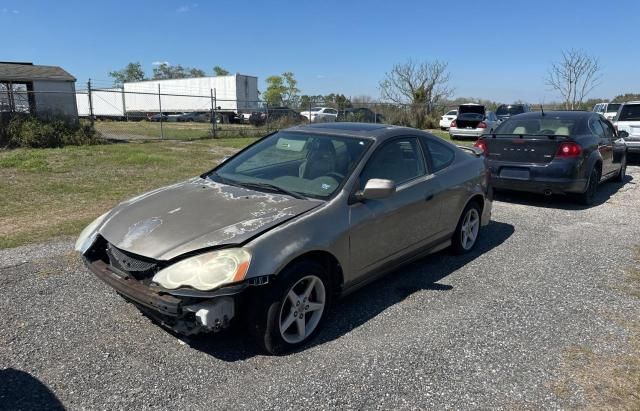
[77,123,492,354]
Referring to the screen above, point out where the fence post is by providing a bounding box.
[210,88,217,139]
[308,99,312,124]
[87,79,94,125]
[121,87,128,121]
[266,102,270,133]
[158,84,164,139]
[214,88,218,138]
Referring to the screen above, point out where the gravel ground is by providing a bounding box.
[2,166,640,410]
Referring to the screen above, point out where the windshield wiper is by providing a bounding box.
[236,181,307,200]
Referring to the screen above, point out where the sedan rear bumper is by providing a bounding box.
[449,128,485,139]
[487,159,588,195]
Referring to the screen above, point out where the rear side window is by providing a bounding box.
[421,136,455,172]
[589,117,606,138]
[617,104,640,121]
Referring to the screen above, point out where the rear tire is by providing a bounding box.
[577,167,600,205]
[614,154,627,183]
[248,260,330,355]
[450,201,482,254]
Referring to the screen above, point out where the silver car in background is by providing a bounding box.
[76,123,492,354]
[449,103,500,140]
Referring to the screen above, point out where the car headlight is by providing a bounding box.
[152,249,251,291]
[75,211,110,254]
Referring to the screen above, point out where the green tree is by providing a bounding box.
[152,63,206,80]
[213,66,230,76]
[108,62,145,86]
[263,72,300,106]
[612,93,640,103]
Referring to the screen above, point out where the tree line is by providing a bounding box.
[108,62,230,86]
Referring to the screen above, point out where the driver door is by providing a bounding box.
[349,137,444,278]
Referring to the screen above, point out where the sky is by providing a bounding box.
[1,0,638,103]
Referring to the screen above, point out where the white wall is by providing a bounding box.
[32,80,78,118]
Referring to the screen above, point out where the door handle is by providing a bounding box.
[425,194,434,202]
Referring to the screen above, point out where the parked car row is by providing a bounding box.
[248,106,385,127]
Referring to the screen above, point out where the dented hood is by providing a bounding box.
[98,178,321,260]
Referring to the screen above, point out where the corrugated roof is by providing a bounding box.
[0,63,76,82]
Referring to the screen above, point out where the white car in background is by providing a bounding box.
[439,109,458,130]
[614,101,640,154]
[299,107,338,123]
[449,104,499,140]
[593,102,622,121]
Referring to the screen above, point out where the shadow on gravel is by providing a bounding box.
[494,174,634,210]
[0,368,64,410]
[187,220,514,361]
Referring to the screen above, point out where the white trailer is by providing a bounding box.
[76,74,259,122]
[77,87,126,119]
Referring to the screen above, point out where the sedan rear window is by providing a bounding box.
[496,105,525,116]
[606,103,621,113]
[617,104,640,121]
[495,118,577,136]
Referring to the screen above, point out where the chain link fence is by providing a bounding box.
[1,81,582,145]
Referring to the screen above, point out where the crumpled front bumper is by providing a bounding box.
[84,257,244,335]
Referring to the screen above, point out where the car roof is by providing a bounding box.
[509,111,594,120]
[622,101,640,105]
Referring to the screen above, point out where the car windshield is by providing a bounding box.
[617,104,640,121]
[495,118,577,136]
[446,110,457,116]
[606,103,621,113]
[496,105,525,116]
[211,131,371,199]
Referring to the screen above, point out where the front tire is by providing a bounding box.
[249,260,330,355]
[450,201,482,254]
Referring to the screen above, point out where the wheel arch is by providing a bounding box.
[276,250,344,295]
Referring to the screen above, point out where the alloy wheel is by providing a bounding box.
[278,275,326,344]
[460,208,480,250]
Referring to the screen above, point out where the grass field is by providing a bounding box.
[0,128,465,249]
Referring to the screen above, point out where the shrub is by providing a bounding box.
[0,114,100,148]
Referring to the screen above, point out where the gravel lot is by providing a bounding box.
[2,166,640,409]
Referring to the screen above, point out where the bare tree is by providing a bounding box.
[379,59,453,128]
[546,49,602,110]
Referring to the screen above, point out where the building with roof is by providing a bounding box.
[0,62,78,119]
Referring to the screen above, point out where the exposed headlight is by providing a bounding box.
[74,211,110,254]
[152,249,251,291]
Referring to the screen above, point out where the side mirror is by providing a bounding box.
[356,178,396,201]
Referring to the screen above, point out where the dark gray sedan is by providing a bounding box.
[76,123,492,354]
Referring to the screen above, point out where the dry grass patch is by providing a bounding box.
[0,138,256,248]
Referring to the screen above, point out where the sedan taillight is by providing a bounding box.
[477,121,487,129]
[474,138,488,153]
[556,142,582,158]
[450,120,457,128]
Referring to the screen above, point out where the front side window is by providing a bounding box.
[360,138,425,187]
[214,132,371,199]
[589,117,606,138]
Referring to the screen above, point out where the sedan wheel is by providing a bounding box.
[460,208,480,250]
[451,202,481,254]
[614,155,627,183]
[278,275,326,344]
